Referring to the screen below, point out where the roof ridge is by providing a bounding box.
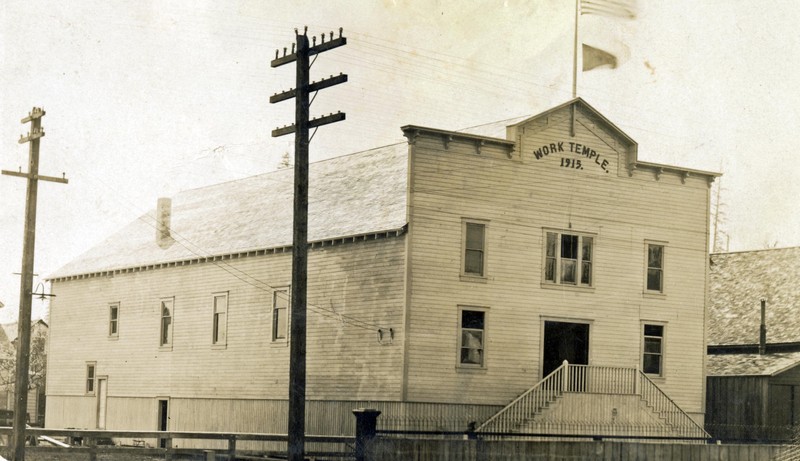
[174,141,407,197]
[711,245,800,256]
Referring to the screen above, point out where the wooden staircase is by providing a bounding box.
[476,361,709,440]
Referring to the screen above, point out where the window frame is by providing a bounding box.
[642,322,666,377]
[272,288,290,343]
[644,241,667,294]
[461,219,489,281]
[211,292,229,347]
[159,297,174,350]
[457,306,488,370]
[108,302,120,339]
[85,362,97,395]
[542,229,595,288]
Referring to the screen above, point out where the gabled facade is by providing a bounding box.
[45,99,717,438]
[706,247,800,441]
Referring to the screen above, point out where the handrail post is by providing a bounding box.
[561,360,569,392]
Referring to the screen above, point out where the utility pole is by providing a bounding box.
[2,107,68,461]
[270,28,347,461]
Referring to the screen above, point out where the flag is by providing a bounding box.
[582,44,618,71]
[581,0,637,19]
[578,0,635,73]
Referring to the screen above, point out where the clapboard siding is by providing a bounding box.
[405,103,709,422]
[47,236,407,429]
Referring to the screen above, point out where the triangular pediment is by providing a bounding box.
[508,98,638,176]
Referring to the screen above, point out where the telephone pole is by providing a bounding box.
[2,107,68,461]
[270,28,347,461]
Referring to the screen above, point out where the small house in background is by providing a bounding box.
[706,247,800,442]
[45,98,717,444]
[0,319,48,426]
[0,323,13,411]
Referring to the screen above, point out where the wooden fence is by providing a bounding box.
[0,427,355,460]
[367,438,789,461]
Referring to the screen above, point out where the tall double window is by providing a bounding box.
[272,289,289,342]
[462,220,487,278]
[108,303,119,338]
[646,243,665,293]
[643,324,665,376]
[160,298,174,348]
[212,293,228,346]
[458,307,487,369]
[544,231,593,286]
[85,362,96,395]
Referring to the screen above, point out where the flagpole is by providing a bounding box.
[572,0,579,98]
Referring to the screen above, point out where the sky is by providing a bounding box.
[1,0,798,323]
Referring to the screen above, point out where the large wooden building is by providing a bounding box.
[45,99,717,440]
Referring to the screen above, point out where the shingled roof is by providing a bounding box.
[708,247,800,346]
[50,143,408,279]
[707,352,800,377]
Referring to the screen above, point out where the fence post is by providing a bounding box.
[353,408,381,461]
[227,435,236,461]
[86,436,96,461]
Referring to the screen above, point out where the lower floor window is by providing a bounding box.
[643,324,664,375]
[459,309,486,368]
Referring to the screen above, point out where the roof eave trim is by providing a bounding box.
[635,160,722,180]
[401,125,515,147]
[48,225,408,282]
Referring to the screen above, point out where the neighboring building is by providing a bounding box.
[0,319,48,425]
[46,98,717,441]
[706,246,800,442]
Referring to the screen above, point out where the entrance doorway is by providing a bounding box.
[157,399,169,448]
[96,377,108,429]
[542,321,590,378]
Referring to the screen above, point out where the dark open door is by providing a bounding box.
[542,321,589,378]
[157,399,169,448]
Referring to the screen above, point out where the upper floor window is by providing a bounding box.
[108,303,119,338]
[545,231,593,286]
[458,308,487,368]
[462,220,487,278]
[646,243,665,292]
[160,298,174,347]
[272,289,289,342]
[643,324,665,376]
[86,362,96,395]
[212,293,228,346]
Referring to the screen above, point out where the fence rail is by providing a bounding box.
[0,427,356,460]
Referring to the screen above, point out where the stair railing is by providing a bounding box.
[476,360,568,433]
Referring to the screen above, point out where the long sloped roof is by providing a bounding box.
[708,247,800,346]
[50,143,408,279]
[707,352,800,377]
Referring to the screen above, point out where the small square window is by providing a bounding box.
[458,308,487,368]
[643,324,664,376]
[108,303,119,338]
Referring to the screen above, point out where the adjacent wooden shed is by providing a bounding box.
[707,247,800,442]
[707,353,800,442]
